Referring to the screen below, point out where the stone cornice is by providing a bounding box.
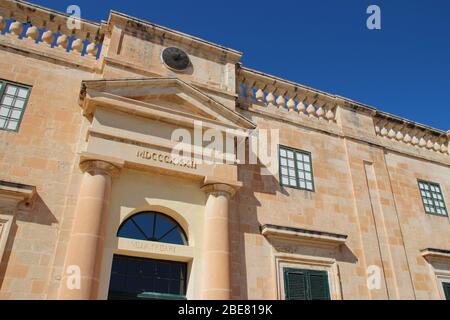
[421,248,450,263]
[261,224,348,248]
[80,77,256,130]
[0,180,36,208]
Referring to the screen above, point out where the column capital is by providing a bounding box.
[80,160,120,177]
[201,183,237,197]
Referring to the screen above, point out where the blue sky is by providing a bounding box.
[31,0,450,131]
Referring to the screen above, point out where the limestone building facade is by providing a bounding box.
[0,0,449,300]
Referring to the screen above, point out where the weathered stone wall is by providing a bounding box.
[0,49,95,299]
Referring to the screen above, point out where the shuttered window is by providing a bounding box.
[284,268,330,300]
[443,282,450,300]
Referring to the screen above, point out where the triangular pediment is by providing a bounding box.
[80,77,255,130]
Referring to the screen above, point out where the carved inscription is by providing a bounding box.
[136,150,197,169]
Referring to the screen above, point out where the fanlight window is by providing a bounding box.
[117,212,187,245]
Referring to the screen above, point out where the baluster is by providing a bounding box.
[286,97,296,112]
[266,89,275,108]
[316,102,325,120]
[381,127,388,137]
[41,28,55,47]
[306,99,316,118]
[419,137,427,148]
[433,142,440,152]
[276,93,286,109]
[388,128,396,139]
[297,98,306,115]
[9,20,23,36]
[411,136,419,146]
[71,37,84,54]
[403,134,412,144]
[396,131,404,141]
[255,88,265,103]
[25,24,39,41]
[325,108,335,122]
[426,139,434,149]
[86,41,98,57]
[25,17,41,43]
[57,33,69,50]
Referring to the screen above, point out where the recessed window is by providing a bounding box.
[418,180,448,216]
[0,80,31,132]
[279,146,314,191]
[283,268,330,300]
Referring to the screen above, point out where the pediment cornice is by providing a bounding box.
[80,77,256,130]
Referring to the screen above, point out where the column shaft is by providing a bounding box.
[201,184,235,300]
[58,160,118,300]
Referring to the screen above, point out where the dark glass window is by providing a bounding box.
[0,80,31,132]
[108,255,187,300]
[418,180,448,216]
[443,282,450,300]
[279,146,314,191]
[283,268,330,300]
[117,212,187,245]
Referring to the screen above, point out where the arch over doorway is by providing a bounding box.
[117,211,188,246]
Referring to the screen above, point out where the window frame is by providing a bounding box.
[417,180,448,217]
[0,79,32,133]
[278,145,315,192]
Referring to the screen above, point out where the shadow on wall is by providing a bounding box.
[269,238,358,265]
[0,193,58,290]
[231,162,287,299]
[16,194,59,226]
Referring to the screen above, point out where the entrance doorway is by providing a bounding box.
[108,255,187,300]
[108,211,189,300]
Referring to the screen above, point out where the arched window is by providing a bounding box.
[117,211,187,246]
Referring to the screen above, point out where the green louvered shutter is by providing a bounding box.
[284,269,307,300]
[308,271,331,300]
[443,283,450,300]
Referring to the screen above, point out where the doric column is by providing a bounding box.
[59,160,119,300]
[201,183,236,300]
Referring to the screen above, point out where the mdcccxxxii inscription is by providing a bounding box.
[136,150,197,169]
